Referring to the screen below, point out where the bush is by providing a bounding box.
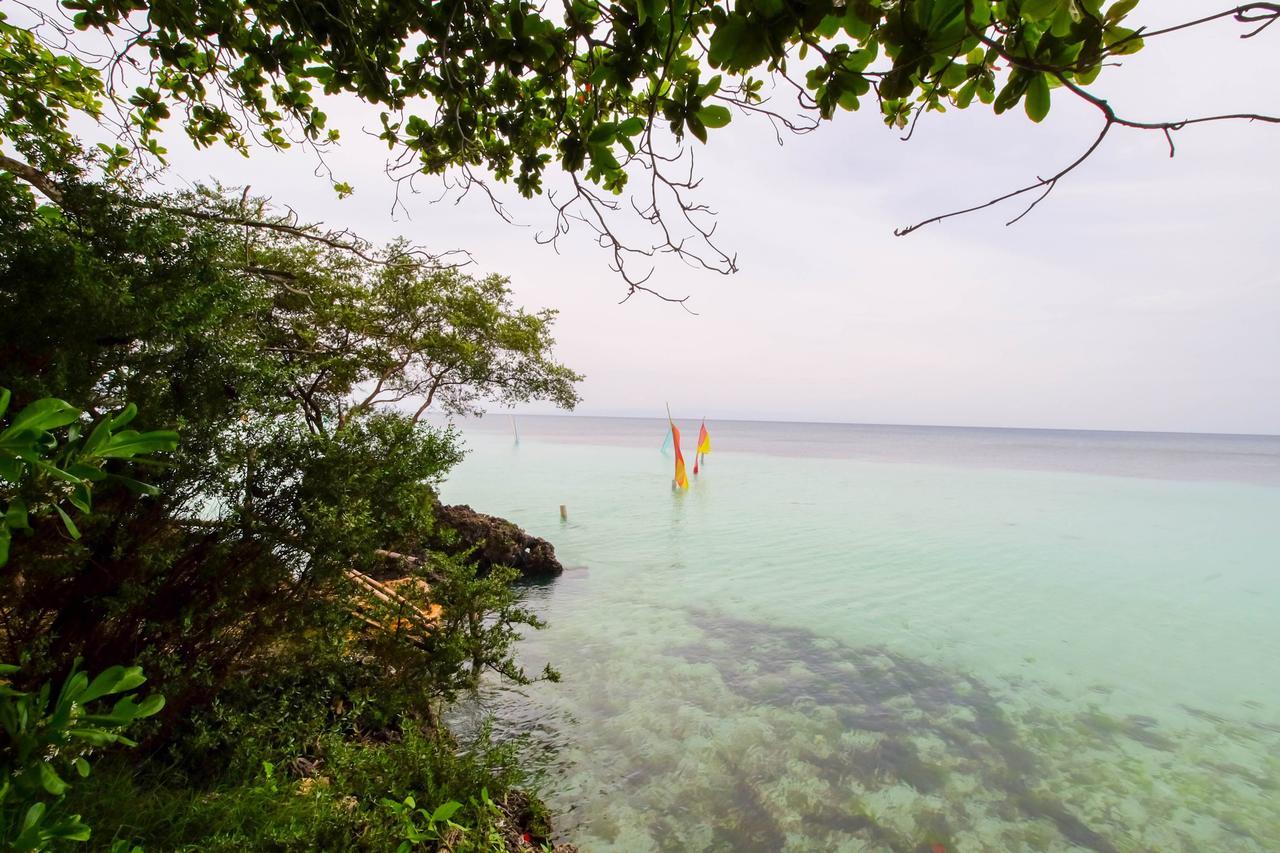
[67,722,539,851]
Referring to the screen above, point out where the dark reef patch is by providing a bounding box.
[661,609,1276,851]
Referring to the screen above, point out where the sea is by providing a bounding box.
[436,415,1280,852]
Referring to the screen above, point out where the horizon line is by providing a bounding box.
[453,410,1280,441]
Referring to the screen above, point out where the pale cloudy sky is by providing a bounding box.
[147,1,1278,434]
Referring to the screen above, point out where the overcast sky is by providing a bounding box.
[146,1,1279,435]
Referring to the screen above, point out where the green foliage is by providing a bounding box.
[0,389,177,568]
[430,556,562,695]
[0,659,163,850]
[0,177,577,708]
[4,0,1152,194]
[0,177,580,444]
[246,414,465,576]
[0,12,105,163]
[381,795,466,851]
[65,710,545,851]
[0,130,579,853]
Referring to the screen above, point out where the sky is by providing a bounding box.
[102,2,1280,433]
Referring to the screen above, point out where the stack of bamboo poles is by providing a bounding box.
[345,566,441,643]
[174,521,441,642]
[345,550,441,643]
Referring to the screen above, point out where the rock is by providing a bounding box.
[433,503,563,578]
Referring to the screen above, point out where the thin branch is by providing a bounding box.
[896,1,1280,236]
[895,121,1112,236]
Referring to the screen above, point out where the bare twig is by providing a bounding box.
[896,1,1280,236]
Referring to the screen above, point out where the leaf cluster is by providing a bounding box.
[6,0,1150,192]
[0,390,177,566]
[0,659,163,849]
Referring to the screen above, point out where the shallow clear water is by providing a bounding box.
[439,417,1280,852]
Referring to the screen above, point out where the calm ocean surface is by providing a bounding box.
[438,416,1280,851]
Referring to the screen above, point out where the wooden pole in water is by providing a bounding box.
[559,504,567,521]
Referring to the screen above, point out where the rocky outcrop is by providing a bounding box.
[432,503,563,578]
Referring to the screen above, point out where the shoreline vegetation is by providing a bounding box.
[0,174,584,851]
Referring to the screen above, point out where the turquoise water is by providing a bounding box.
[439,417,1280,851]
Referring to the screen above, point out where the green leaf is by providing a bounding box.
[0,457,23,482]
[993,69,1032,114]
[54,504,81,539]
[586,122,616,145]
[109,403,137,430]
[1104,26,1144,55]
[97,429,179,459]
[1025,73,1051,122]
[2,398,79,437]
[697,105,732,129]
[955,77,980,109]
[135,693,165,717]
[40,816,91,842]
[0,388,9,421]
[1021,0,1063,22]
[5,498,30,530]
[686,114,708,143]
[706,15,744,68]
[105,474,160,497]
[81,665,147,703]
[58,668,90,709]
[34,460,85,486]
[69,481,92,514]
[20,801,46,833]
[617,116,645,137]
[81,416,114,458]
[431,800,463,823]
[1105,0,1140,24]
[39,762,70,796]
[66,728,128,746]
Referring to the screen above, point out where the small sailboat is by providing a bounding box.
[666,404,688,490]
[693,418,711,475]
[511,414,520,447]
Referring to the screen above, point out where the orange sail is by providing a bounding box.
[693,420,711,475]
[671,422,689,490]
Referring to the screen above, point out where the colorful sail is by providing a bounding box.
[693,419,711,475]
[671,422,689,489]
[660,428,672,454]
[665,404,688,490]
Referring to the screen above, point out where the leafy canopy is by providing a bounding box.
[9,0,1148,179]
[8,0,1152,175]
[6,1,1277,290]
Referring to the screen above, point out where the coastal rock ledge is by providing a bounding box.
[434,503,564,578]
